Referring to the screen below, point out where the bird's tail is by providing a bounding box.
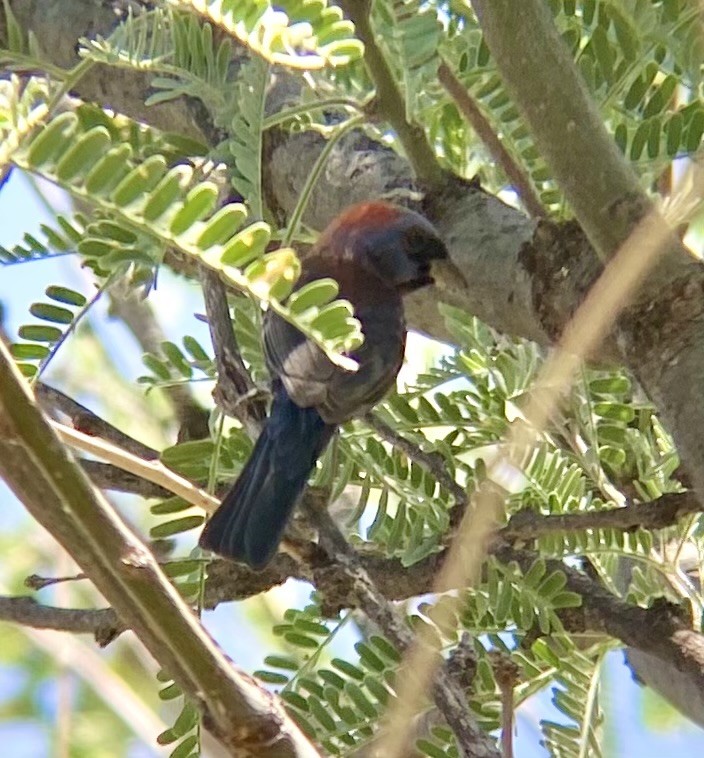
[199,388,335,569]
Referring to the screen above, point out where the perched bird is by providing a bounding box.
[199,201,448,568]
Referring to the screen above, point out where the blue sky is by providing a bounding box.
[1,168,703,755]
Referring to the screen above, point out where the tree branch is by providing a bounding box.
[498,544,704,697]
[36,383,158,459]
[80,459,171,499]
[0,343,319,757]
[338,0,445,189]
[437,60,545,220]
[0,595,124,645]
[5,495,704,730]
[52,421,219,513]
[471,0,649,258]
[199,267,266,437]
[107,288,210,441]
[363,411,468,528]
[503,491,704,538]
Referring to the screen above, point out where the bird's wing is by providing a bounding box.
[320,301,405,423]
[263,309,336,408]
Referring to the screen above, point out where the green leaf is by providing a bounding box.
[45,286,87,307]
[171,703,198,737]
[217,222,272,267]
[355,642,385,673]
[55,126,112,182]
[150,515,204,539]
[332,658,364,680]
[158,683,182,701]
[288,278,340,314]
[17,324,62,342]
[254,670,289,685]
[264,655,300,672]
[170,183,219,235]
[29,302,75,324]
[111,154,168,206]
[589,375,630,395]
[345,682,377,718]
[170,735,199,758]
[27,112,79,167]
[196,204,248,249]
[309,695,336,731]
[157,728,178,746]
[416,738,450,758]
[593,402,635,423]
[142,354,171,381]
[9,343,49,360]
[284,632,320,649]
[143,165,194,222]
[84,144,134,195]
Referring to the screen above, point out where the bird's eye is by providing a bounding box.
[403,227,428,260]
[404,226,447,261]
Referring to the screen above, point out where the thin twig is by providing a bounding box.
[366,413,704,540]
[79,460,172,499]
[51,421,219,513]
[199,266,267,437]
[107,288,209,440]
[437,60,545,219]
[503,491,703,538]
[490,654,518,758]
[364,412,469,525]
[36,383,158,459]
[0,595,121,638]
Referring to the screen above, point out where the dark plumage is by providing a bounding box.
[199,201,448,568]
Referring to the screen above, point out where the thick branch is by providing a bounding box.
[0,345,318,758]
[471,0,647,257]
[499,545,704,698]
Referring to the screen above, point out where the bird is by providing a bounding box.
[198,201,448,569]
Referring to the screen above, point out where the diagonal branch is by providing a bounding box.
[363,411,469,528]
[5,505,704,721]
[37,383,158,459]
[0,343,319,757]
[437,59,545,219]
[338,0,445,189]
[52,421,219,513]
[498,544,704,694]
[80,460,172,499]
[107,288,210,441]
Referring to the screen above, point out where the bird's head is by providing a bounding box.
[315,201,448,293]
